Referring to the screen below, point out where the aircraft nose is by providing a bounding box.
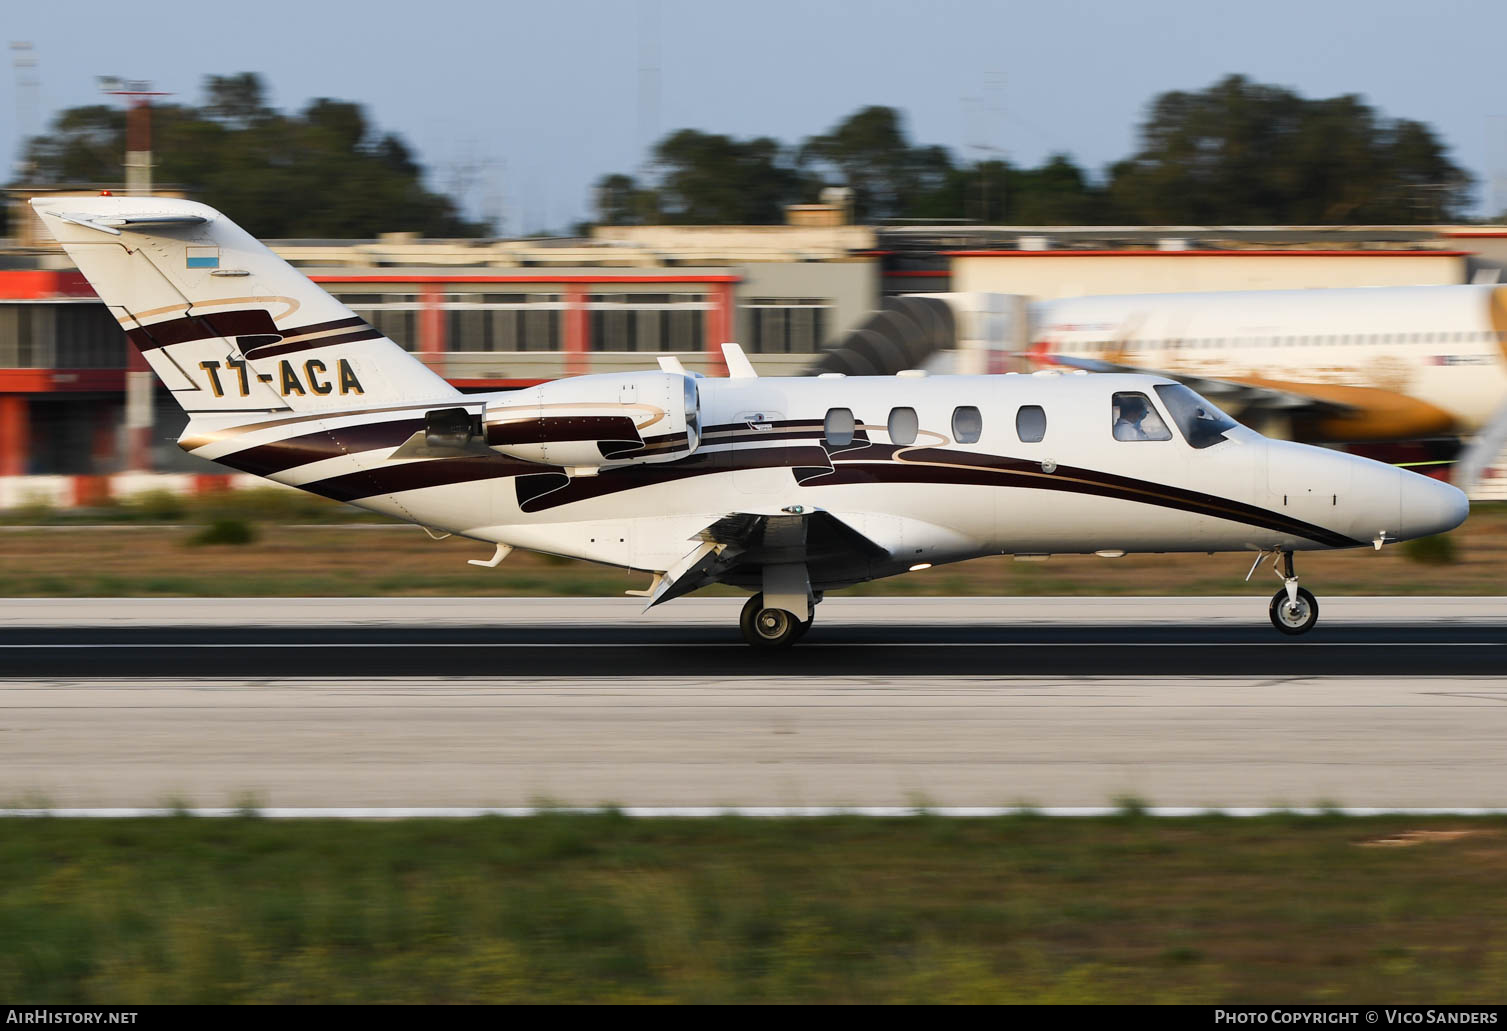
[1398,471,1469,541]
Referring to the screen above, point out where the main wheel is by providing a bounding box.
[740,592,801,649]
[1269,586,1319,636]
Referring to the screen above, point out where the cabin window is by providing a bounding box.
[1111,392,1173,441]
[1016,405,1047,443]
[824,407,855,447]
[888,407,918,446]
[952,406,983,444]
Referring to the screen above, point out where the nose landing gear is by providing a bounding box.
[1268,551,1319,635]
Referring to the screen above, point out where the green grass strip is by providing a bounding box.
[3,813,1506,1003]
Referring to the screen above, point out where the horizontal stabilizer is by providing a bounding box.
[45,211,209,236]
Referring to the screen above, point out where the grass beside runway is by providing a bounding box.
[3,812,1506,1003]
[0,501,1504,597]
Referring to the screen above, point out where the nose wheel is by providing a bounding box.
[1267,551,1319,636]
[740,592,813,649]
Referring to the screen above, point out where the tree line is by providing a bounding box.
[13,73,488,239]
[596,75,1476,227]
[7,73,1480,239]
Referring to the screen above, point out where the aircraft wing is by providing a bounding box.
[640,509,890,610]
[1042,354,1355,415]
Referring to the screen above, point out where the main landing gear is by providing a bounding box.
[739,592,816,649]
[1267,550,1319,636]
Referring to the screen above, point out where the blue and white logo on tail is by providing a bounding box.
[185,246,219,269]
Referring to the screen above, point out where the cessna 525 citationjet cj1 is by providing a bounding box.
[34,196,1469,647]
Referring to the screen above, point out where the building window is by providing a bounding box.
[888,407,918,446]
[589,293,706,352]
[55,304,124,368]
[952,405,982,444]
[432,293,565,352]
[744,298,829,354]
[1016,405,1046,443]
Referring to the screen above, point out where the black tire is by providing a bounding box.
[1269,586,1319,636]
[793,610,815,641]
[740,592,801,649]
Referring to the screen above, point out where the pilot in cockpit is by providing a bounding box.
[1113,392,1171,441]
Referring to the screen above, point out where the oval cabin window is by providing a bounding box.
[1016,405,1046,443]
[888,407,918,446]
[824,407,855,447]
[952,406,982,444]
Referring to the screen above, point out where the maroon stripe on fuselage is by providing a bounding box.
[282,433,1360,549]
[302,454,534,503]
[213,418,426,478]
[516,445,831,513]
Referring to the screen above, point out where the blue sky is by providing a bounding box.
[6,0,1506,231]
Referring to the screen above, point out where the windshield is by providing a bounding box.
[1153,383,1239,449]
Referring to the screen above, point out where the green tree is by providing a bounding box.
[650,130,809,224]
[799,106,955,221]
[1108,75,1473,224]
[592,172,660,225]
[17,73,489,238]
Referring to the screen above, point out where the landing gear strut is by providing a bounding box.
[739,592,812,649]
[1268,551,1319,636]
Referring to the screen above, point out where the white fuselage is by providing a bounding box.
[185,370,1466,589]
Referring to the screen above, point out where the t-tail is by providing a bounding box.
[30,196,459,414]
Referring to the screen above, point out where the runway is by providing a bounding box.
[2,598,1504,809]
[2,596,1504,677]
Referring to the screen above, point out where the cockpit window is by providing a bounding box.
[1153,383,1240,449]
[1111,392,1173,441]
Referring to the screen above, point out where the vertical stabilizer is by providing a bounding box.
[30,196,459,414]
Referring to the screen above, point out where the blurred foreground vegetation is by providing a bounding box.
[2,813,1505,1003]
[0,495,1502,597]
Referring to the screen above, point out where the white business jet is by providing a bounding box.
[34,197,1469,647]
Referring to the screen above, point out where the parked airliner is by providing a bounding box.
[34,197,1469,646]
[1025,284,1507,444]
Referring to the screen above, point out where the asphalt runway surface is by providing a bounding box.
[2,598,1504,808]
[3,621,1506,677]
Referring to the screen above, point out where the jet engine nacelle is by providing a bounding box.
[481,370,700,473]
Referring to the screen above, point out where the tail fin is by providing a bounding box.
[30,196,458,414]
